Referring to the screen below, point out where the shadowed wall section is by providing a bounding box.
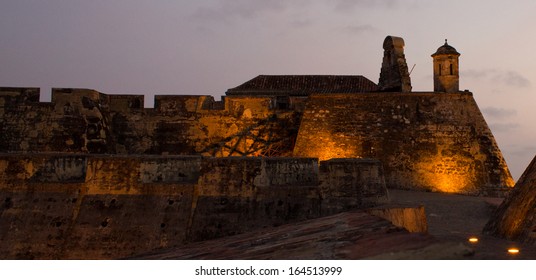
[0,87,301,157]
[0,154,388,259]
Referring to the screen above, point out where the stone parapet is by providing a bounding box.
[0,87,301,156]
[0,154,388,259]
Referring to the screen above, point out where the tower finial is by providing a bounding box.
[445,39,448,45]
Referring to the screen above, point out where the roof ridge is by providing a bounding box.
[226,75,378,96]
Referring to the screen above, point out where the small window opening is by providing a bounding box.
[438,64,442,75]
[450,64,453,75]
[275,96,290,110]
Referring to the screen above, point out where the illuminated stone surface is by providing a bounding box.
[366,205,428,233]
[293,92,513,195]
[484,155,536,244]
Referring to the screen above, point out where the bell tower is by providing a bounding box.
[432,39,460,93]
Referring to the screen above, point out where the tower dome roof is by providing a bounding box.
[432,39,460,56]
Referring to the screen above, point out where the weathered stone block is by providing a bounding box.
[367,205,428,233]
[140,156,201,183]
[319,158,389,214]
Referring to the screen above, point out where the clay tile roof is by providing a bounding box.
[432,40,460,56]
[226,75,378,96]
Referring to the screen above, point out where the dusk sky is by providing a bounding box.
[1,0,535,179]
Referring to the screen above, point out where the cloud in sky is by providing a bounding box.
[463,69,530,88]
[489,122,520,133]
[482,107,517,119]
[190,0,402,25]
[333,0,398,11]
[482,107,520,142]
[343,24,379,34]
[510,145,536,157]
[290,18,313,28]
[503,71,531,88]
[191,0,288,22]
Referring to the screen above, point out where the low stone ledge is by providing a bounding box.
[366,205,428,233]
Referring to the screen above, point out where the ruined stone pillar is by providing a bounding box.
[378,36,412,92]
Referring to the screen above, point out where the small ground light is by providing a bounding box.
[468,237,478,243]
[508,248,520,254]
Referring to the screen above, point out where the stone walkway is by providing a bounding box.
[131,189,536,260]
[131,210,441,260]
[390,189,536,259]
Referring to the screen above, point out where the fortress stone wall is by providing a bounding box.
[0,36,521,259]
[0,154,387,259]
[293,92,514,195]
[0,87,301,157]
[0,87,513,195]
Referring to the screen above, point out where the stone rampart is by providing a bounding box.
[0,154,388,259]
[1,87,514,196]
[293,92,514,195]
[0,87,301,157]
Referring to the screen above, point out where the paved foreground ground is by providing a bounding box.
[390,189,536,259]
[132,210,445,260]
[133,189,536,260]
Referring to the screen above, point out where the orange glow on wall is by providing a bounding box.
[317,147,359,161]
[468,237,478,243]
[313,133,360,161]
[415,155,473,193]
[434,173,469,193]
